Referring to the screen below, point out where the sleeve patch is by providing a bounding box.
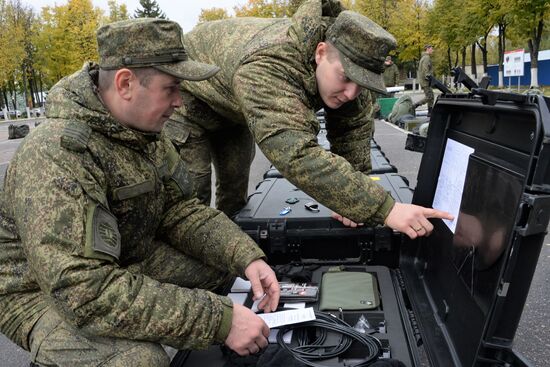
[85,203,121,262]
[170,161,193,199]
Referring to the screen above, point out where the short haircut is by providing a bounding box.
[98,67,163,90]
[324,41,341,63]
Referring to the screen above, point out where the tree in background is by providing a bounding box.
[107,0,129,23]
[134,0,166,19]
[466,0,495,77]
[34,0,102,88]
[354,0,398,30]
[506,0,549,87]
[234,0,306,18]
[390,0,430,77]
[198,7,230,23]
[0,0,28,111]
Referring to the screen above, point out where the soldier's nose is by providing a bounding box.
[344,82,362,100]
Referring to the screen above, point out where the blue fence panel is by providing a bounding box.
[487,59,550,86]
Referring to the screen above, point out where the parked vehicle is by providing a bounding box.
[0,110,22,118]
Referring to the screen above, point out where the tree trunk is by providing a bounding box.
[498,22,506,88]
[21,67,29,111]
[527,17,543,88]
[447,46,452,73]
[454,49,459,68]
[9,79,17,111]
[38,72,45,105]
[461,47,466,70]
[1,87,8,109]
[477,31,489,76]
[471,42,477,81]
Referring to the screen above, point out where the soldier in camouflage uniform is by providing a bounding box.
[415,44,435,116]
[383,56,399,88]
[0,19,279,366]
[165,0,452,236]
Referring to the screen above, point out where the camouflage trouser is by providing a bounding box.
[29,242,233,367]
[164,96,255,217]
[415,84,434,109]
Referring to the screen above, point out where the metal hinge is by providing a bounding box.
[516,193,550,236]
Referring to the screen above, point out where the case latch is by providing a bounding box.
[268,219,287,254]
[516,194,550,236]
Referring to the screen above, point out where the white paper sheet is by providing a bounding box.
[227,293,248,305]
[258,307,316,328]
[432,139,475,233]
[230,277,251,293]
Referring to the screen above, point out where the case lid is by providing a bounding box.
[402,93,550,366]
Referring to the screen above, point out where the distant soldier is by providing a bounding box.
[166,0,452,236]
[0,18,279,366]
[415,44,434,116]
[383,56,399,87]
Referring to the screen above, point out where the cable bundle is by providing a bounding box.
[276,311,382,367]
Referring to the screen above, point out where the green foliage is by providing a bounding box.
[234,0,306,18]
[390,0,430,62]
[134,0,166,19]
[354,0,398,30]
[34,0,102,87]
[0,0,27,90]
[107,0,129,22]
[198,8,230,23]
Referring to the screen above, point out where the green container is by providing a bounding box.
[377,97,398,119]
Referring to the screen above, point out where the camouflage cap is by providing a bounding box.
[97,18,219,81]
[326,11,397,94]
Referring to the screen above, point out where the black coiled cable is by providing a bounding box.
[276,311,382,367]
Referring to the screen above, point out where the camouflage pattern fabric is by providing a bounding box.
[416,51,434,108]
[28,308,171,366]
[0,63,266,358]
[383,63,399,87]
[165,0,395,224]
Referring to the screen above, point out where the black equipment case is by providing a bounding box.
[180,92,549,367]
[393,92,550,366]
[233,175,412,265]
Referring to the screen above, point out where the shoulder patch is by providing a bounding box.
[60,122,92,153]
[85,202,121,262]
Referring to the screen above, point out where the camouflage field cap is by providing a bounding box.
[97,18,219,81]
[326,11,397,94]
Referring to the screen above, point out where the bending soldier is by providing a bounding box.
[0,19,279,366]
[165,0,452,237]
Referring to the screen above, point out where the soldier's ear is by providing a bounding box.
[315,42,328,65]
[113,68,134,100]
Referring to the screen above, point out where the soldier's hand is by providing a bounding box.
[244,259,279,313]
[331,212,363,228]
[384,202,453,239]
[225,304,269,356]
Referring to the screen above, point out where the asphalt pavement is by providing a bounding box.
[0,117,548,366]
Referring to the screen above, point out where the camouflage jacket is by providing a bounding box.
[179,0,394,224]
[0,62,265,351]
[417,52,433,87]
[383,63,399,87]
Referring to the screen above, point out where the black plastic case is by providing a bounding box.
[396,92,550,366]
[233,175,411,265]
